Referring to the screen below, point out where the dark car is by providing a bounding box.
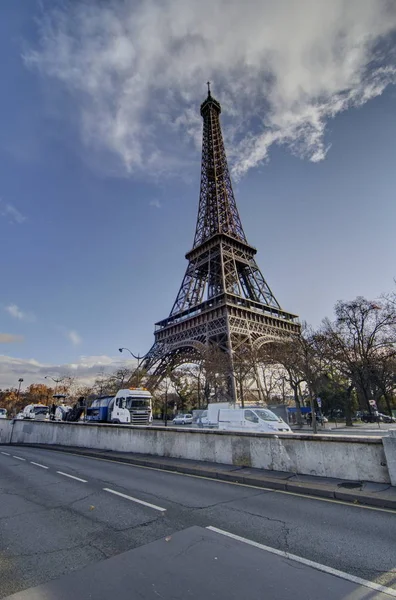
[360,412,379,423]
[378,413,396,424]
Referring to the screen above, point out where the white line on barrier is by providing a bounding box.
[206,526,396,598]
[103,487,166,512]
[56,471,87,483]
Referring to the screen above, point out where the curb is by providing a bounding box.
[8,443,396,511]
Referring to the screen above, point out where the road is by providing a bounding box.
[1,445,395,599]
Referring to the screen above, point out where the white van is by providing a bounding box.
[0,408,7,419]
[22,404,49,421]
[218,407,291,433]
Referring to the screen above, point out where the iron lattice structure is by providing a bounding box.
[143,87,300,401]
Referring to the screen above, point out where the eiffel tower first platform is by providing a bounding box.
[143,85,300,402]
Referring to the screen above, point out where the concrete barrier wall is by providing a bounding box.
[0,419,12,444]
[0,420,12,444]
[6,420,391,484]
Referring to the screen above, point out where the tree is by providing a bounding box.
[319,296,396,422]
[25,384,54,406]
[259,365,288,404]
[259,328,324,430]
[202,345,230,403]
[367,353,396,416]
[259,340,305,426]
[232,346,257,407]
[0,389,22,416]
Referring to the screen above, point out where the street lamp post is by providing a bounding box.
[16,378,23,401]
[44,376,66,397]
[118,348,146,388]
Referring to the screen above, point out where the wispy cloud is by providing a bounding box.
[66,330,82,346]
[25,1,396,179]
[0,353,131,388]
[5,304,35,322]
[149,199,161,209]
[0,199,26,224]
[0,333,24,343]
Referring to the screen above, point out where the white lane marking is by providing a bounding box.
[28,448,396,515]
[13,456,26,461]
[31,462,49,469]
[103,487,166,512]
[1,451,10,456]
[56,471,87,483]
[207,526,396,598]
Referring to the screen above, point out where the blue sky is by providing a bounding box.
[1,0,396,388]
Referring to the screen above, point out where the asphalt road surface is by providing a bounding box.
[1,445,395,599]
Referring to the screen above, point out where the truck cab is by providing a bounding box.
[113,389,153,425]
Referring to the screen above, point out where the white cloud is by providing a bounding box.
[25,1,396,178]
[5,304,35,322]
[149,199,161,209]
[0,354,132,389]
[66,330,82,346]
[0,199,26,224]
[0,334,24,344]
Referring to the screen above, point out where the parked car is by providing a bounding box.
[173,413,193,425]
[378,413,396,424]
[361,412,378,423]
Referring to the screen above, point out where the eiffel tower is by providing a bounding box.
[143,85,300,402]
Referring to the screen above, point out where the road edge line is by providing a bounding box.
[206,526,396,598]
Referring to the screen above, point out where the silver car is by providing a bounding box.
[173,413,193,425]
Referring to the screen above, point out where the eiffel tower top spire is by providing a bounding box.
[193,85,247,248]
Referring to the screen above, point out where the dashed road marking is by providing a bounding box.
[13,456,26,461]
[31,461,49,469]
[56,471,87,483]
[10,447,395,515]
[103,487,166,512]
[1,451,10,456]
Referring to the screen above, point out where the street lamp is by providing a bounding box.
[44,375,66,396]
[16,378,23,401]
[118,348,146,388]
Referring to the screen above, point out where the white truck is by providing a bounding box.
[0,408,7,419]
[86,388,153,425]
[22,404,49,420]
[206,403,291,433]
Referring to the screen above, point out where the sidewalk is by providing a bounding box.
[291,422,396,435]
[14,443,396,510]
